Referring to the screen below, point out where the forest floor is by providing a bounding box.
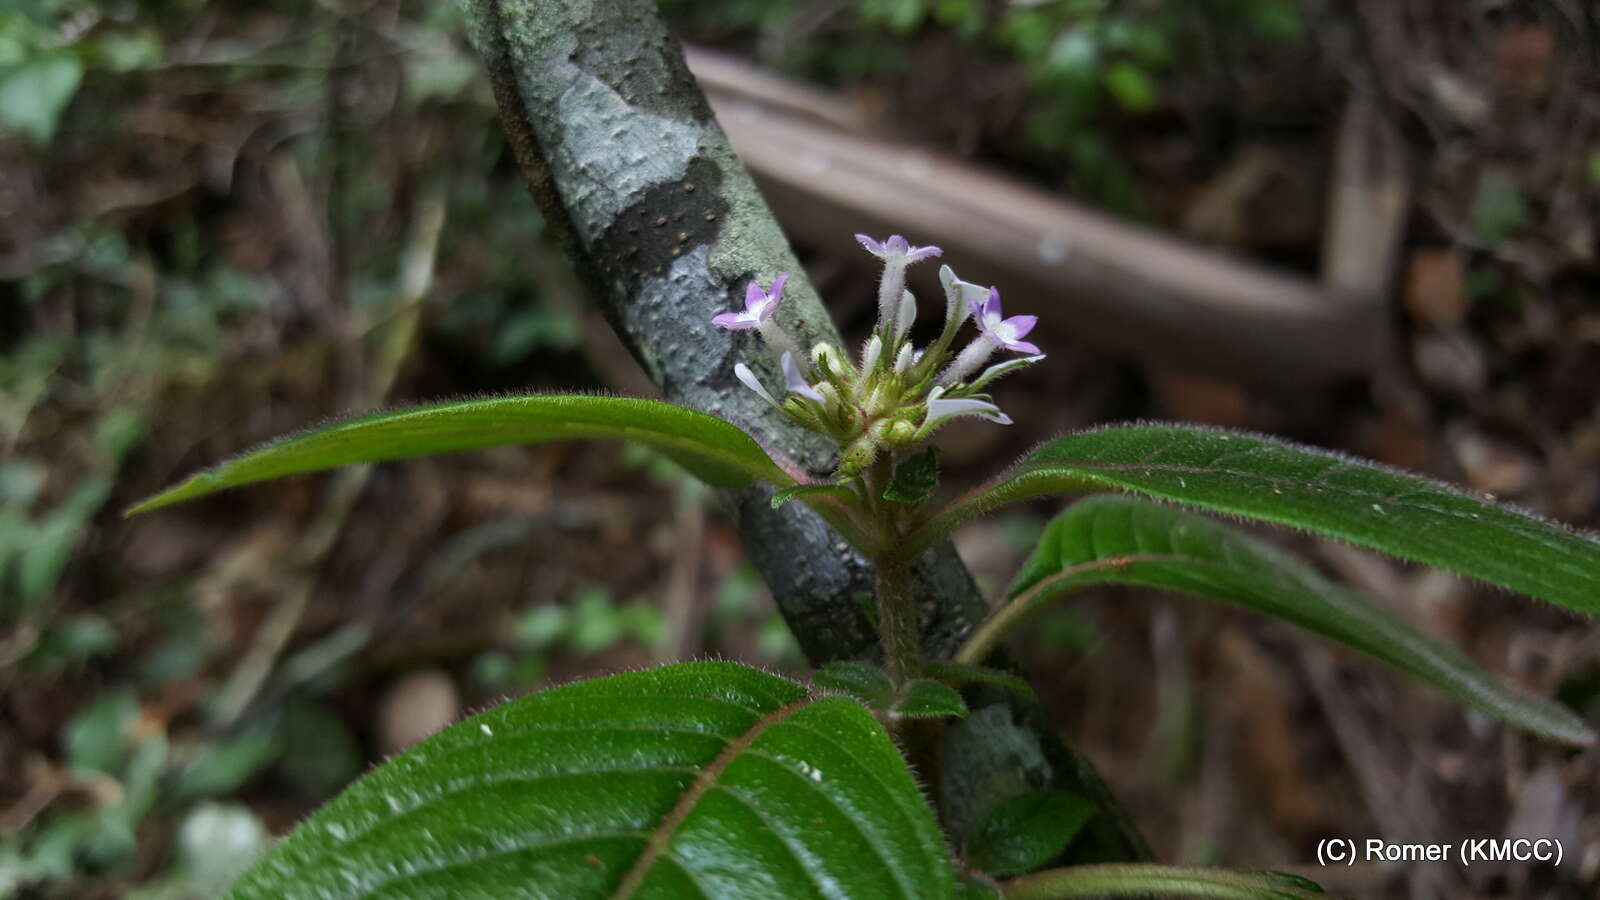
[2,1,1597,897]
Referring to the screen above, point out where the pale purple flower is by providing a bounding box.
[712,274,789,331]
[969,288,1040,355]
[781,352,824,404]
[939,288,1043,386]
[855,234,941,342]
[854,233,943,264]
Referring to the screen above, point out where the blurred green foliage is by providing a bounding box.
[667,0,1305,211]
[0,0,584,893]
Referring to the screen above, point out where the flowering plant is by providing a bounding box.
[127,235,1600,899]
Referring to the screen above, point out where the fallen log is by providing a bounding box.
[687,47,1390,385]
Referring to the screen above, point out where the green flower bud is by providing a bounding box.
[812,342,853,384]
[883,418,919,446]
[834,435,881,477]
[781,397,823,430]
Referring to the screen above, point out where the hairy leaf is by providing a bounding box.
[1002,864,1325,899]
[813,661,893,706]
[891,680,968,719]
[915,424,1600,617]
[229,662,954,899]
[966,790,1095,877]
[128,395,791,514]
[884,446,940,504]
[965,495,1593,746]
[923,663,1036,702]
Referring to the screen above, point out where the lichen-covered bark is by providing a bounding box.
[458,0,985,662]
[460,0,1147,864]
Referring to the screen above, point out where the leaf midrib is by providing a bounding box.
[610,697,812,899]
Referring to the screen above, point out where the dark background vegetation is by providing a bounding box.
[2,0,1598,896]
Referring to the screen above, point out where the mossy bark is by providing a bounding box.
[460,0,1148,864]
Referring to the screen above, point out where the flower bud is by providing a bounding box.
[814,381,842,409]
[835,436,881,477]
[892,342,916,374]
[883,419,919,446]
[812,342,852,383]
[780,397,823,430]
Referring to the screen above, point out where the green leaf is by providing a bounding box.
[966,790,1095,877]
[0,51,81,143]
[885,446,941,504]
[957,873,1004,899]
[1470,177,1529,244]
[20,477,110,603]
[813,661,894,707]
[128,394,793,515]
[1002,864,1325,899]
[174,731,282,803]
[891,680,968,719]
[968,495,1594,746]
[64,689,138,776]
[1103,61,1156,112]
[924,662,1036,702]
[228,661,954,900]
[915,424,1600,618]
[277,703,362,797]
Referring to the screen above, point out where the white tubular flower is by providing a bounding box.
[733,362,779,406]
[891,288,918,347]
[892,342,916,374]
[860,333,884,373]
[937,264,986,332]
[781,352,824,404]
[920,386,1012,433]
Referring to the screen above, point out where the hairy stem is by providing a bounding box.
[1001,864,1326,899]
[955,555,1178,666]
[875,560,923,685]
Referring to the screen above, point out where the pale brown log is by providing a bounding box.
[687,46,1390,384]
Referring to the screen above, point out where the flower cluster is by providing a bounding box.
[712,234,1044,476]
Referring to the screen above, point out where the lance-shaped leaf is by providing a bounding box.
[127,395,793,515]
[959,495,1594,746]
[229,661,955,899]
[913,424,1600,618]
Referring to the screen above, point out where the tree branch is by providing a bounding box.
[459,0,1148,864]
